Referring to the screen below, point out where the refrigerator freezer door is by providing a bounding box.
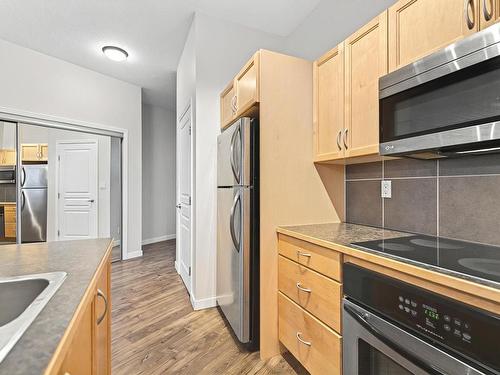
[21,165,48,188]
[216,186,250,343]
[217,118,252,187]
[21,188,47,243]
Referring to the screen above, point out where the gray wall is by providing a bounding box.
[346,155,500,246]
[142,103,176,242]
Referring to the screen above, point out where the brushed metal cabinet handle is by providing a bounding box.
[97,288,108,325]
[484,0,493,21]
[465,0,476,29]
[343,128,349,149]
[296,250,311,258]
[296,282,312,293]
[336,130,342,150]
[296,332,312,346]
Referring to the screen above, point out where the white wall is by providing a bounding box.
[20,124,111,241]
[0,38,142,258]
[110,137,121,246]
[284,0,396,60]
[142,103,176,243]
[176,12,287,308]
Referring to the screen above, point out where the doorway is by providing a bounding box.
[177,104,192,292]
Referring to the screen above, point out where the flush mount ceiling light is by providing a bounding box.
[102,46,128,62]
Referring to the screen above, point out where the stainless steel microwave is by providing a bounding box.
[379,23,500,159]
[0,166,15,184]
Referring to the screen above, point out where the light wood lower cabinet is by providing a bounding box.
[47,251,111,375]
[4,204,16,238]
[279,293,342,375]
[279,255,342,332]
[278,233,343,374]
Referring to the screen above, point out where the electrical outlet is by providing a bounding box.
[381,180,392,198]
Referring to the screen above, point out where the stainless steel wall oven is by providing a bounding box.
[343,264,500,375]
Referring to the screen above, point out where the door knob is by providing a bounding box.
[176,204,182,209]
[88,199,95,203]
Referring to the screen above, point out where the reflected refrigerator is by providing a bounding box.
[20,164,48,243]
[216,117,259,350]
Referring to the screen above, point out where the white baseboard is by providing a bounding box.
[123,250,143,260]
[174,260,179,274]
[190,295,217,311]
[142,234,176,246]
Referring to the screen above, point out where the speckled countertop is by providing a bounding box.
[277,223,500,291]
[0,238,112,375]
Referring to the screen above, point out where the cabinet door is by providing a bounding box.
[389,0,479,72]
[94,258,111,375]
[220,82,236,130]
[4,205,16,238]
[235,52,259,116]
[3,150,16,165]
[313,44,345,162]
[58,302,93,375]
[345,12,388,158]
[480,0,500,28]
[39,144,49,161]
[21,144,40,162]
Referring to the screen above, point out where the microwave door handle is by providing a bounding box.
[344,302,445,375]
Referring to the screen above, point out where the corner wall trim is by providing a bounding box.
[190,295,217,311]
[142,234,176,246]
[123,250,143,260]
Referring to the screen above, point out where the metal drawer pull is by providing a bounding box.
[465,0,475,29]
[296,250,311,258]
[484,0,493,21]
[96,288,108,325]
[296,282,312,293]
[296,332,312,346]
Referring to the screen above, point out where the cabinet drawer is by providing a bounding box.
[278,234,342,281]
[279,255,341,332]
[279,292,342,375]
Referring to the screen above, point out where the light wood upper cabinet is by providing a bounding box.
[220,52,260,130]
[313,44,345,162]
[220,82,236,129]
[0,150,16,166]
[344,11,388,158]
[388,0,480,72]
[21,143,48,162]
[480,0,500,28]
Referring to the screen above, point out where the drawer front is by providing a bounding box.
[279,255,342,332]
[278,234,342,281]
[279,292,342,375]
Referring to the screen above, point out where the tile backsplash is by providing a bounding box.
[345,155,500,246]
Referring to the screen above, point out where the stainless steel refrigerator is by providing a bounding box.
[20,164,48,243]
[217,117,259,349]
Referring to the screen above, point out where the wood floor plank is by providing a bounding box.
[111,240,305,374]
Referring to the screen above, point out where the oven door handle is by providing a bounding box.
[344,302,445,375]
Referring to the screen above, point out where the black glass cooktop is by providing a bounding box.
[352,235,500,284]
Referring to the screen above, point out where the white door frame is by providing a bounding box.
[0,106,131,259]
[176,99,194,294]
[55,139,99,240]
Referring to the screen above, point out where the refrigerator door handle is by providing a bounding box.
[229,192,240,252]
[21,191,26,210]
[21,167,26,187]
[230,125,241,184]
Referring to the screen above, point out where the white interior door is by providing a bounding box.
[177,105,192,292]
[56,141,98,240]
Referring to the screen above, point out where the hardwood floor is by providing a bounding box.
[111,240,304,374]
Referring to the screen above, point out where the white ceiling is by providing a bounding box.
[0,0,322,111]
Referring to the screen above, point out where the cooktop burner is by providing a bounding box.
[352,235,500,284]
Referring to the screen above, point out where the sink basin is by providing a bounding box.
[0,272,66,363]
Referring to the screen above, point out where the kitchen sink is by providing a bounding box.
[0,272,66,363]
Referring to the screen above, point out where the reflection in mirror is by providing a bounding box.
[0,121,17,245]
[16,123,122,258]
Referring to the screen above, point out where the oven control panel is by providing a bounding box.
[344,263,500,374]
[396,295,472,344]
